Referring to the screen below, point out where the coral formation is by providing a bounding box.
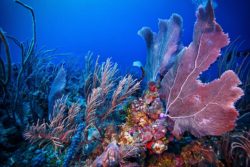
[0,0,249,166]
[118,85,168,155]
[159,0,243,138]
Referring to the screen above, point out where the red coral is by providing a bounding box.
[148,81,158,92]
[160,1,244,138]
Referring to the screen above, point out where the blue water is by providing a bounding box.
[0,0,250,70]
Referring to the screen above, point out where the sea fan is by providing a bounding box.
[48,66,66,120]
[160,0,244,138]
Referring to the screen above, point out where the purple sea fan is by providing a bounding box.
[160,0,244,138]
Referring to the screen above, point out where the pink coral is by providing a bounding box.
[160,1,244,138]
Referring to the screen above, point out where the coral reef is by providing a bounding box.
[118,84,168,156]
[0,0,249,166]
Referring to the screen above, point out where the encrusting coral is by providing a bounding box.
[147,141,224,167]
[118,83,168,155]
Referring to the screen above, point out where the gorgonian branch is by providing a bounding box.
[0,29,11,87]
[85,87,102,127]
[14,0,37,111]
[24,97,81,150]
[100,58,118,97]
[102,75,140,120]
[230,131,250,159]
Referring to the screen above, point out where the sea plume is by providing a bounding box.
[160,0,244,138]
[102,75,140,120]
[85,87,102,127]
[24,97,80,150]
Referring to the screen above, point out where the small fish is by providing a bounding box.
[133,60,145,81]
[132,61,143,68]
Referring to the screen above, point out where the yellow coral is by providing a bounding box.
[119,131,135,145]
[152,140,168,154]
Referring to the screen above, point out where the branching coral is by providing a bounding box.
[0,30,12,93]
[92,1,245,166]
[119,143,144,161]
[100,58,118,97]
[24,96,80,150]
[102,75,140,120]
[85,87,102,127]
[82,52,100,98]
[84,58,118,127]
[85,58,139,123]
[83,51,95,81]
[13,0,37,111]
[0,0,54,127]
[230,131,250,166]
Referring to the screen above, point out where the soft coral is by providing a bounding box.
[160,0,244,138]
